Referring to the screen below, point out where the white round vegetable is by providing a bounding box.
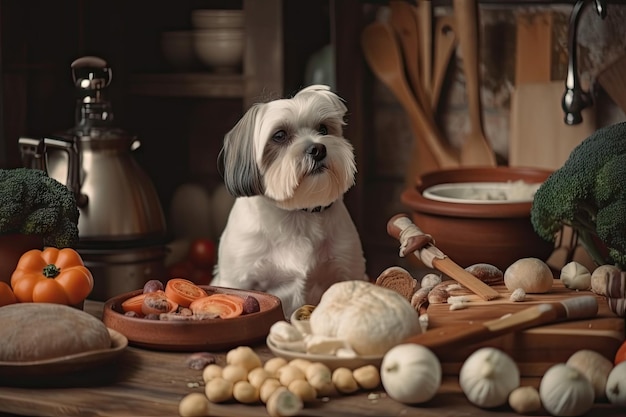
[606,361,626,407]
[504,257,553,293]
[539,363,594,416]
[380,344,441,404]
[560,261,591,290]
[459,347,520,408]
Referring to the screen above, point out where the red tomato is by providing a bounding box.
[167,260,193,280]
[188,238,216,269]
[190,268,214,286]
[615,340,626,365]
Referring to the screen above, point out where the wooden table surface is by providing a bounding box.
[0,300,623,417]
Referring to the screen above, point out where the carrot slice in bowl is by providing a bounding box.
[121,293,148,315]
[165,278,208,308]
[189,294,244,319]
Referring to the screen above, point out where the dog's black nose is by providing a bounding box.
[306,143,326,161]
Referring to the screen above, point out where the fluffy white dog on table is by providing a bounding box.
[212,85,367,316]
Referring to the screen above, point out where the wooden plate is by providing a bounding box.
[0,328,127,383]
[102,286,284,351]
[266,337,383,370]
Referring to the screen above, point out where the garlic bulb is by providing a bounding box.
[539,363,594,416]
[605,361,626,407]
[459,347,520,408]
[380,344,441,404]
[504,258,553,293]
[566,349,613,400]
[560,261,591,290]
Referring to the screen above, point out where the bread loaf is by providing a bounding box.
[0,303,111,362]
[309,280,420,356]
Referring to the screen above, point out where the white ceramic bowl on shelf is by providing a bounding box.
[193,29,244,73]
[191,9,244,29]
[161,31,197,71]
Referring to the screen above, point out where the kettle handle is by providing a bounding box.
[18,136,89,207]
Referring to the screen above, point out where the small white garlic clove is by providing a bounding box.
[560,261,591,290]
[509,287,526,302]
[539,363,595,416]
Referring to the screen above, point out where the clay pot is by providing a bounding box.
[0,234,43,285]
[401,167,555,271]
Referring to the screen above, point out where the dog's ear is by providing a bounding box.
[219,104,265,197]
[296,85,348,122]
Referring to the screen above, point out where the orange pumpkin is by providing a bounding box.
[0,281,17,307]
[10,248,94,305]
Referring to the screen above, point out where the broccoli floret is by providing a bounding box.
[530,121,626,269]
[0,168,79,248]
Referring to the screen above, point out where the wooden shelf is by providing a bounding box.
[129,73,245,98]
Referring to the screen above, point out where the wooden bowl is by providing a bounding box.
[102,286,284,351]
[401,167,555,271]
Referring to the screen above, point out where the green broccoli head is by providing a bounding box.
[530,121,626,269]
[0,168,79,248]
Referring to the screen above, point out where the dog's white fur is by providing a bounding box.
[212,85,367,316]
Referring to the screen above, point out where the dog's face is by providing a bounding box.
[221,85,357,211]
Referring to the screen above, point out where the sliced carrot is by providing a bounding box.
[121,293,148,315]
[164,278,208,308]
[189,293,244,319]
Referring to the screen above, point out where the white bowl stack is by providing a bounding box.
[191,9,245,73]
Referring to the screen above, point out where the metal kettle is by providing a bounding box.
[19,56,167,245]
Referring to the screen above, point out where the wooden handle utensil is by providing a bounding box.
[387,214,500,301]
[405,295,598,353]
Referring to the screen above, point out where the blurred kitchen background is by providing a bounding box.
[1,0,625,285]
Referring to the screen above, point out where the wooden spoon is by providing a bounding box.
[453,0,497,166]
[389,0,432,118]
[415,0,433,98]
[431,15,458,111]
[361,22,459,180]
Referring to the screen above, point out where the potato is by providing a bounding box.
[0,303,110,361]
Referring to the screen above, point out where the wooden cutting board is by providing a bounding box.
[426,280,624,377]
[508,12,596,170]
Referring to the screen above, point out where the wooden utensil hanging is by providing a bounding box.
[431,15,457,111]
[361,22,459,185]
[453,0,497,167]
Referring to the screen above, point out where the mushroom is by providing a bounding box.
[504,257,553,293]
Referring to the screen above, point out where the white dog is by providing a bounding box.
[212,85,367,316]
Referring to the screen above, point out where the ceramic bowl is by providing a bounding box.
[102,286,284,351]
[191,9,244,29]
[401,167,555,271]
[161,31,198,71]
[193,29,244,72]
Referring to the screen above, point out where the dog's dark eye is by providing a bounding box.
[318,124,328,135]
[272,130,288,143]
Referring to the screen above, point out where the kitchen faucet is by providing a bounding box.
[562,0,607,125]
